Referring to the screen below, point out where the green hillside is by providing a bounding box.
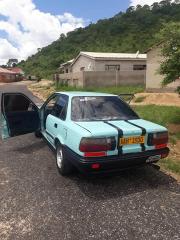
[19,1,180,78]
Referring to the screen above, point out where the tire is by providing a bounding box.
[56,143,73,176]
[34,130,42,138]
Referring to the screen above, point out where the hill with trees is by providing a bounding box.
[19,0,180,78]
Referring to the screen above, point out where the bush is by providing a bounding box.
[176,86,180,96]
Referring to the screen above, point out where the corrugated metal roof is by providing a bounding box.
[80,51,147,60]
[7,67,24,74]
[60,59,74,67]
[0,67,16,74]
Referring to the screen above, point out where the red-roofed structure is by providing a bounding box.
[0,67,24,83]
[7,67,24,74]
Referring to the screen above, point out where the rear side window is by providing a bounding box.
[51,94,69,120]
[71,96,139,121]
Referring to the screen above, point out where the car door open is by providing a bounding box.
[1,93,40,139]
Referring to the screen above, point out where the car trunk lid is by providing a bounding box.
[76,120,145,154]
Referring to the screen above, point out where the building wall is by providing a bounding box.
[72,55,96,72]
[0,74,17,83]
[72,55,146,73]
[94,59,146,71]
[57,72,84,87]
[146,46,164,89]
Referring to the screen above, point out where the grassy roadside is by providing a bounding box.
[134,105,180,134]
[134,105,180,178]
[29,82,145,101]
[55,84,145,95]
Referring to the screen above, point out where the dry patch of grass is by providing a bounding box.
[134,96,146,103]
[132,93,180,107]
[28,80,55,100]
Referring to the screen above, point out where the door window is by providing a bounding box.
[2,93,39,137]
[51,94,69,120]
[44,95,59,124]
[3,94,37,112]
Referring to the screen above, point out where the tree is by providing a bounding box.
[157,22,180,85]
[59,33,66,41]
[7,58,18,67]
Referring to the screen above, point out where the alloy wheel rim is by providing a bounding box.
[57,147,63,169]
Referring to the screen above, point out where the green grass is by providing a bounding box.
[134,105,180,127]
[135,106,180,177]
[160,158,180,175]
[55,84,144,95]
[169,134,177,144]
[175,132,180,140]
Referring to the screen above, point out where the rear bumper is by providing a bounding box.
[64,147,169,174]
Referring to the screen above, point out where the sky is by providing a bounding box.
[0,0,168,65]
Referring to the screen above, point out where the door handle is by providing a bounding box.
[54,123,58,128]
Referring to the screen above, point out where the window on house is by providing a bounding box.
[105,65,120,71]
[80,67,85,71]
[133,65,146,70]
[66,69,68,73]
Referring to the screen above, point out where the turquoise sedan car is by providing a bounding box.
[1,92,169,175]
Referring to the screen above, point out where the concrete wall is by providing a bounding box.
[94,59,146,71]
[84,71,145,87]
[57,72,84,87]
[58,70,145,88]
[72,55,95,72]
[146,46,164,89]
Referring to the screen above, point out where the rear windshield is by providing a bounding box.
[71,96,139,121]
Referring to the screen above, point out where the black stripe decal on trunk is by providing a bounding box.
[104,121,123,155]
[125,120,146,152]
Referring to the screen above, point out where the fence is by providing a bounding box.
[54,70,146,88]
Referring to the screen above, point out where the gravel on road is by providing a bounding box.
[0,83,180,240]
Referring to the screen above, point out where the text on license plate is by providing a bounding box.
[120,136,145,145]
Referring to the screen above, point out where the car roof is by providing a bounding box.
[56,91,117,97]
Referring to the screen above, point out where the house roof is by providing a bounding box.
[71,51,147,66]
[0,67,16,74]
[7,67,24,74]
[60,59,74,68]
[80,51,147,60]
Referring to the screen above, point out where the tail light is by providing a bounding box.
[79,137,116,153]
[148,132,168,149]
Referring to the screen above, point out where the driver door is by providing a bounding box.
[1,93,40,139]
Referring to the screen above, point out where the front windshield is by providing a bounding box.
[71,96,139,121]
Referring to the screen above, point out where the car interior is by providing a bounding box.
[3,94,39,137]
[43,96,58,129]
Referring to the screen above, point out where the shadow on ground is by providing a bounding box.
[72,166,178,200]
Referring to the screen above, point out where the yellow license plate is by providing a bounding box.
[120,136,145,146]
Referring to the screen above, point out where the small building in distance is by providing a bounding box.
[0,67,24,83]
[59,59,74,74]
[7,67,24,75]
[57,51,147,87]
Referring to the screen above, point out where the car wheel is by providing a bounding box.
[34,130,42,138]
[56,143,73,176]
